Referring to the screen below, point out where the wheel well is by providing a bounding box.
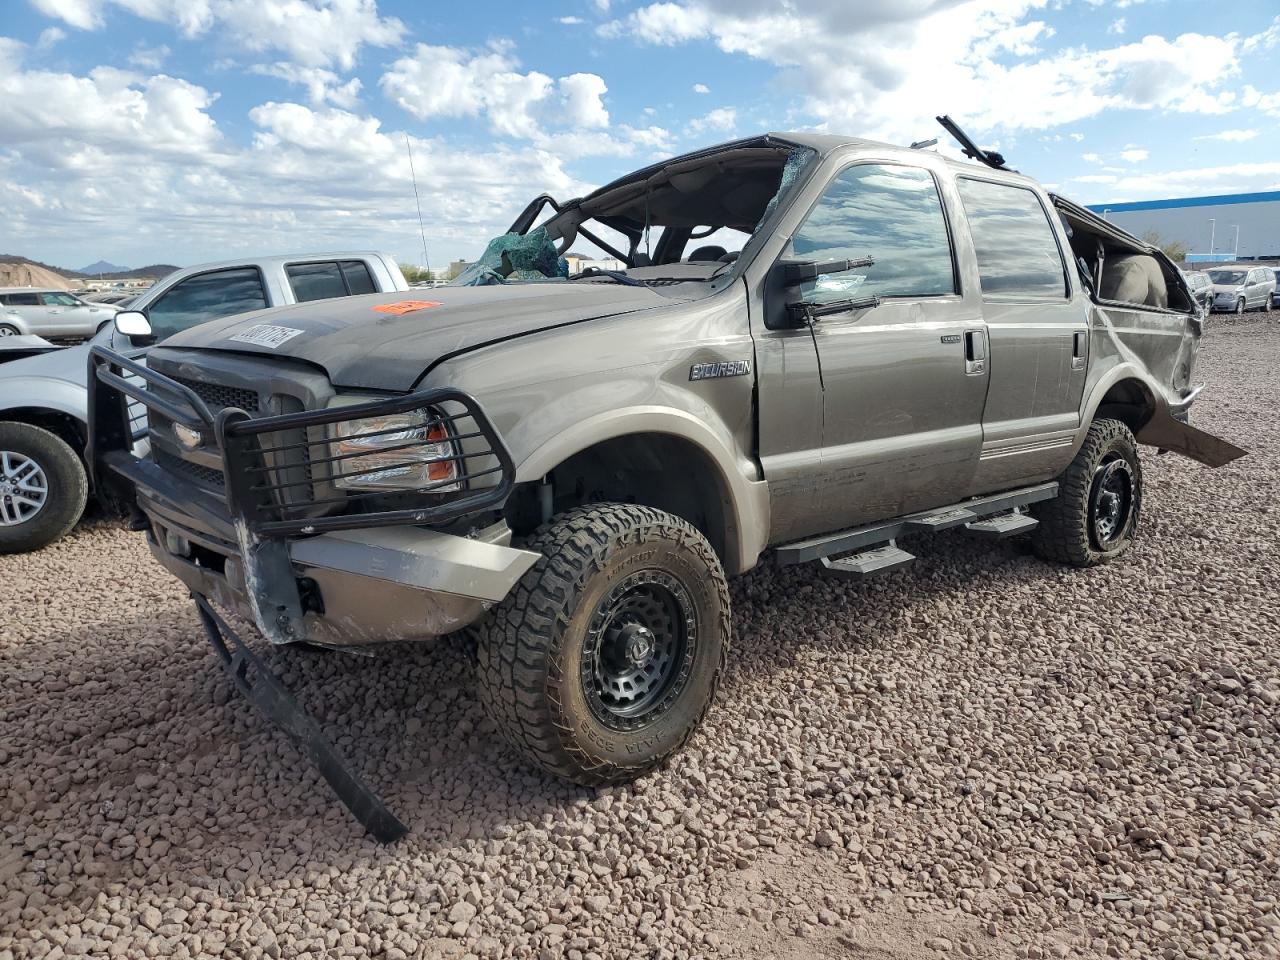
[506,433,732,566]
[1095,379,1156,434]
[1,408,86,458]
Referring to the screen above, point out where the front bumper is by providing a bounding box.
[89,346,534,647]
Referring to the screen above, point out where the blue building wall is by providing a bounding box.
[1085,192,1280,261]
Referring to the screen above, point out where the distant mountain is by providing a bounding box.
[0,254,179,282]
[79,260,130,275]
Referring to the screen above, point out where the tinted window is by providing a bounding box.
[286,261,347,302]
[790,164,955,302]
[341,260,376,294]
[286,260,378,302]
[147,268,268,340]
[957,178,1067,298]
[5,293,40,306]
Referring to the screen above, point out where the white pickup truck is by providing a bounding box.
[0,252,408,553]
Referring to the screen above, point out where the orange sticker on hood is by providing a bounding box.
[373,299,443,315]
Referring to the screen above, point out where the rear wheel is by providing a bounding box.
[0,422,87,553]
[0,325,19,337]
[1031,418,1141,567]
[476,503,730,785]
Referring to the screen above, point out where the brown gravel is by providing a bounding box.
[2,319,1278,960]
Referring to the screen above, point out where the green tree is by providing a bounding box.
[1141,231,1189,264]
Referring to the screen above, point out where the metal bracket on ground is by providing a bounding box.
[191,592,409,844]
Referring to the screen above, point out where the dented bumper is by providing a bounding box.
[88,346,536,647]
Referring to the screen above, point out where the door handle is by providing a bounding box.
[964,329,986,376]
[1072,330,1087,370]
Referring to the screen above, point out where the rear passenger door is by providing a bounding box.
[956,177,1088,490]
[790,162,989,530]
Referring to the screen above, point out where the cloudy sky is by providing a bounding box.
[3,0,1279,271]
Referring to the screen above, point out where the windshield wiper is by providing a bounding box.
[566,269,645,287]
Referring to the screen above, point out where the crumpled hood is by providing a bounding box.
[158,282,683,390]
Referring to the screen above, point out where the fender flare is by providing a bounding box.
[513,406,770,574]
[1073,364,1245,468]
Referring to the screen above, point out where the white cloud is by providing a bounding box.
[0,45,596,267]
[1082,152,1102,163]
[36,27,67,49]
[1071,174,1118,184]
[1194,128,1259,142]
[559,72,610,128]
[127,43,169,69]
[602,1,1253,144]
[381,44,614,141]
[250,63,363,108]
[1069,132,1084,141]
[30,0,404,70]
[685,106,736,136]
[1108,17,1125,35]
[557,15,584,25]
[1241,84,1280,118]
[692,82,709,93]
[1120,147,1148,163]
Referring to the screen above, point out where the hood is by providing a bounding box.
[1210,282,1246,293]
[159,282,683,390]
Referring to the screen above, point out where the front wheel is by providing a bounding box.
[0,325,19,337]
[1236,298,1246,315]
[1031,418,1142,568]
[0,422,88,553]
[476,503,731,786]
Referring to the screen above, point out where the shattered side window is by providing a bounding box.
[454,226,569,286]
[756,148,816,231]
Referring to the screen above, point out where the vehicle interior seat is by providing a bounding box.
[687,245,728,262]
[1100,252,1168,309]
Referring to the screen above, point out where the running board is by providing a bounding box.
[965,512,1039,538]
[821,542,915,579]
[775,481,1058,566]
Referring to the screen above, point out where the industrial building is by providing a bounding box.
[1086,191,1280,263]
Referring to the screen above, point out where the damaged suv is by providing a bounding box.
[90,121,1243,839]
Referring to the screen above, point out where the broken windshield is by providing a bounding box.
[452,139,815,287]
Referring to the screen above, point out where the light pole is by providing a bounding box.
[1209,218,1215,255]
[1102,208,1110,221]
[1232,225,1240,259]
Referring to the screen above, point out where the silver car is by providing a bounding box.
[0,288,121,338]
[1207,265,1276,313]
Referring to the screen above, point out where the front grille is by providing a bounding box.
[170,375,259,413]
[156,449,225,488]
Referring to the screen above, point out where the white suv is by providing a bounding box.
[0,288,120,338]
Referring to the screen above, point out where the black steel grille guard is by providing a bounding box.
[88,345,516,537]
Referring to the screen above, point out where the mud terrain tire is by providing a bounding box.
[1032,418,1142,568]
[476,503,730,785]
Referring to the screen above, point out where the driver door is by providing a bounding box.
[788,162,990,530]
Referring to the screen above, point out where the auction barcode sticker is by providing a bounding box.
[228,324,305,349]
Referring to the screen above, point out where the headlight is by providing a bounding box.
[330,408,460,492]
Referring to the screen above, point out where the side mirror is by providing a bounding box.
[764,257,880,330]
[113,310,154,345]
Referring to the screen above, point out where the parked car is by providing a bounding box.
[0,288,122,338]
[1206,265,1276,313]
[87,126,1245,840]
[1272,268,1280,309]
[0,252,408,553]
[83,291,140,306]
[1183,270,1213,312]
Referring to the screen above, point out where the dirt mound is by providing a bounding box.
[0,261,72,290]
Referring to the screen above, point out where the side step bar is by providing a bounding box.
[775,481,1057,566]
[821,542,915,579]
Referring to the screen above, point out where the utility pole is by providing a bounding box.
[1209,218,1215,255]
[1232,224,1240,259]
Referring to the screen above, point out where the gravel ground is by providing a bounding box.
[2,319,1278,960]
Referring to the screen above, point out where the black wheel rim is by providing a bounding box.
[582,569,697,731]
[1089,455,1134,549]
